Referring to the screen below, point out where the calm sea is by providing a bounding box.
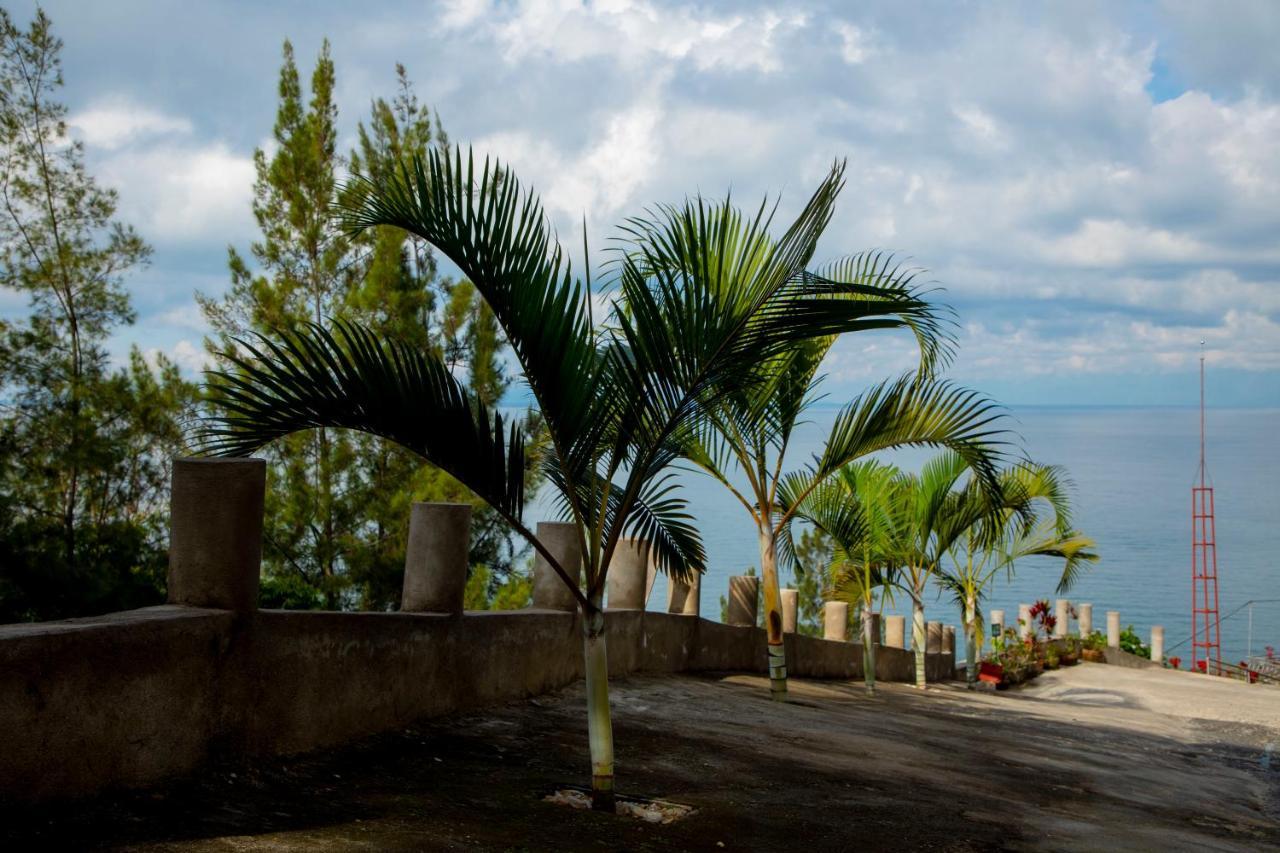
[528,406,1280,665]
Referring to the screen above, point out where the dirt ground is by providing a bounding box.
[5,664,1278,852]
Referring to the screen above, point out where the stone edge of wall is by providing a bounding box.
[0,605,954,804]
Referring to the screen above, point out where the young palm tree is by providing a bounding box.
[936,463,1098,687]
[783,458,907,695]
[682,320,1009,703]
[197,148,952,808]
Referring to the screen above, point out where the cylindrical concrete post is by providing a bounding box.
[868,612,882,647]
[990,609,1005,642]
[167,457,266,612]
[401,502,471,613]
[606,538,650,610]
[927,620,943,653]
[666,574,700,616]
[1054,599,1070,639]
[943,625,956,654]
[530,522,583,611]
[1106,610,1121,648]
[726,576,759,627]
[781,588,799,634]
[1018,603,1033,640]
[885,614,906,649]
[823,601,849,642]
[1151,625,1164,662]
[1078,603,1093,637]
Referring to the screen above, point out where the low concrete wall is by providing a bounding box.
[0,605,954,803]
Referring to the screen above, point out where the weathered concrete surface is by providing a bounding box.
[166,458,265,612]
[726,575,758,627]
[0,605,952,804]
[7,666,1276,852]
[529,521,581,611]
[604,538,649,610]
[400,502,470,613]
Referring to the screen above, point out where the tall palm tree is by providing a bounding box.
[197,148,949,808]
[936,462,1098,687]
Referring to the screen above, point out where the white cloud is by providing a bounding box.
[68,99,193,149]
[467,0,806,73]
[92,139,255,245]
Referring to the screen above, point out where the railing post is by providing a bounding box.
[167,458,265,612]
[927,621,943,654]
[1107,611,1121,649]
[990,609,1005,644]
[1054,599,1070,638]
[726,576,759,627]
[868,612,881,647]
[885,614,906,649]
[401,502,471,614]
[823,601,849,642]
[530,522,583,612]
[1018,603,1032,641]
[780,588,799,634]
[605,538,650,610]
[1151,625,1164,663]
[667,574,700,616]
[1078,603,1093,637]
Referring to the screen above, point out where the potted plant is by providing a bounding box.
[979,656,1005,685]
[1045,644,1061,670]
[1060,633,1080,666]
[1081,630,1107,663]
[1166,655,1181,670]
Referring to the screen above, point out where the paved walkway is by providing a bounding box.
[5,664,1278,851]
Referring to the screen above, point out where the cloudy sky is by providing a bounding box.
[5,0,1279,405]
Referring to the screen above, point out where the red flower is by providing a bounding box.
[1168,656,1181,669]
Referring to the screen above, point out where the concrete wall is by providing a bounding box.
[0,604,954,803]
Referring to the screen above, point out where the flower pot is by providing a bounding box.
[978,662,1004,684]
[1061,653,1079,666]
[1081,648,1105,663]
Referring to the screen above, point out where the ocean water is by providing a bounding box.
[528,407,1280,665]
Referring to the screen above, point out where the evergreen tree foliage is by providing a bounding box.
[199,45,532,610]
[0,9,196,622]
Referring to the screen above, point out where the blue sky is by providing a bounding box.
[4,0,1278,406]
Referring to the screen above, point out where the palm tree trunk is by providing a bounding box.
[582,601,614,811]
[759,523,787,702]
[912,595,927,689]
[965,593,978,690]
[862,599,877,696]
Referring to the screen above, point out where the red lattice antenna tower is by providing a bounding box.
[1191,342,1222,675]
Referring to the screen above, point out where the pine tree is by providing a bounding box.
[201,47,534,610]
[0,9,196,621]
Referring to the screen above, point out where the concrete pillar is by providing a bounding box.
[1151,625,1164,662]
[943,625,956,654]
[530,522,582,611]
[1054,599,1070,639]
[606,538,649,610]
[885,614,906,649]
[726,576,759,627]
[666,574,700,616]
[823,601,849,642]
[927,620,943,653]
[1018,603,1033,641]
[1106,610,1121,648]
[1078,603,1093,637]
[167,458,266,612]
[781,588,799,634]
[868,612,882,647]
[401,502,471,613]
[990,609,1005,642]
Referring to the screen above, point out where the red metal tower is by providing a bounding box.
[1191,343,1222,674]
